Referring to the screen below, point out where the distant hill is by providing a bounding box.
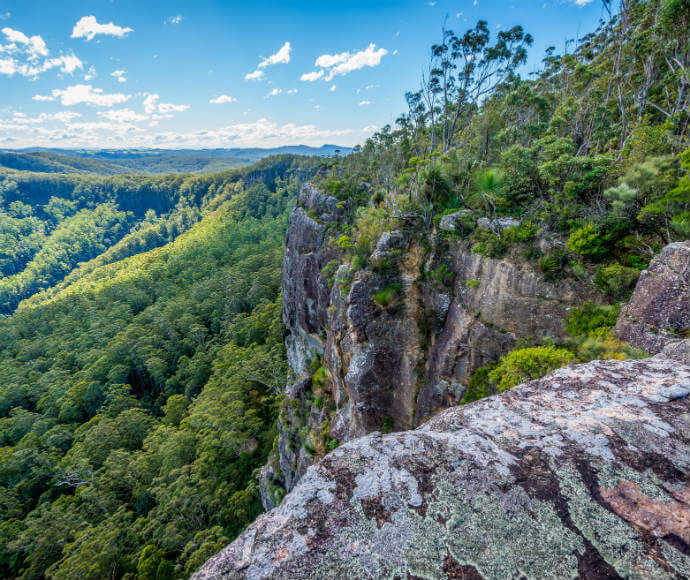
[0,145,351,175]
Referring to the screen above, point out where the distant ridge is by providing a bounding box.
[0,145,351,175]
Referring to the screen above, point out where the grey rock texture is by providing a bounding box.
[614,240,689,362]
[194,357,690,580]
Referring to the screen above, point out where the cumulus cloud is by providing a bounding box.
[166,15,184,25]
[358,100,371,106]
[50,84,131,107]
[245,69,264,80]
[10,111,82,124]
[111,69,126,83]
[0,27,81,78]
[300,70,324,82]
[32,93,55,101]
[71,16,132,41]
[287,88,298,94]
[315,51,349,68]
[210,94,236,104]
[304,44,387,82]
[267,87,282,97]
[143,93,189,115]
[2,27,47,56]
[324,44,387,80]
[98,108,149,122]
[158,102,189,113]
[258,41,291,68]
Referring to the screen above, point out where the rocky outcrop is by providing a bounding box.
[614,241,689,364]
[194,357,690,579]
[261,184,598,507]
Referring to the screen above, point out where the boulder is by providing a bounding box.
[614,241,689,362]
[476,216,520,233]
[439,210,474,232]
[194,357,690,580]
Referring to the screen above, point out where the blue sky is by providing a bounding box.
[1,0,606,149]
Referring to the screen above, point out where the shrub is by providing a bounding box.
[566,302,620,337]
[466,279,479,289]
[321,259,340,289]
[472,228,506,258]
[373,283,402,308]
[488,346,575,392]
[593,263,639,300]
[461,364,495,404]
[312,365,329,392]
[503,220,539,243]
[566,222,612,261]
[577,327,646,361]
[382,416,394,433]
[539,249,568,281]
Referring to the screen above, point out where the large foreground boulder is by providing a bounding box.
[194,357,690,579]
[614,241,689,362]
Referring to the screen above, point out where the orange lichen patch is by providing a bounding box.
[600,481,690,543]
[272,546,290,563]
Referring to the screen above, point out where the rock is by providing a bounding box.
[194,358,690,580]
[439,210,474,232]
[614,241,689,358]
[476,216,520,233]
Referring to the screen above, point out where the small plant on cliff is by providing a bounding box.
[488,346,575,392]
[565,302,620,336]
[373,282,403,308]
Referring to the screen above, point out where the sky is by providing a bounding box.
[1,0,607,150]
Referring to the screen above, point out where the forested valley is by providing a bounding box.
[0,155,320,578]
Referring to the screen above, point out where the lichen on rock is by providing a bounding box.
[195,357,690,579]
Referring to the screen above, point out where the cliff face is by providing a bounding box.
[194,357,690,580]
[260,184,597,507]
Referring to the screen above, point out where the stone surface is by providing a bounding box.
[194,357,690,580]
[614,241,689,358]
[476,216,520,232]
[439,210,474,232]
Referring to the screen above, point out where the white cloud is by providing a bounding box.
[143,93,189,114]
[572,0,594,4]
[305,44,387,83]
[267,87,282,97]
[314,51,349,68]
[325,44,387,80]
[9,111,82,124]
[287,88,298,94]
[330,84,336,92]
[300,70,324,82]
[143,94,159,114]
[166,15,184,25]
[32,93,55,101]
[111,69,126,83]
[2,27,48,56]
[358,100,371,106]
[158,102,189,113]
[245,69,264,80]
[210,94,236,104]
[258,41,291,68]
[71,16,132,41]
[51,84,131,107]
[84,65,96,80]
[98,108,149,122]
[0,13,10,20]
[0,28,83,78]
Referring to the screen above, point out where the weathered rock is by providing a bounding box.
[439,210,474,232]
[194,357,690,580]
[614,240,689,359]
[476,216,520,233]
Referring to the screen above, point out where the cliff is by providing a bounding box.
[193,356,690,579]
[260,184,598,507]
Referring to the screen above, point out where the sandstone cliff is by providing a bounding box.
[194,356,690,579]
[261,184,598,507]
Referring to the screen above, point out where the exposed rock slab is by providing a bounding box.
[614,241,689,360]
[195,357,690,579]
